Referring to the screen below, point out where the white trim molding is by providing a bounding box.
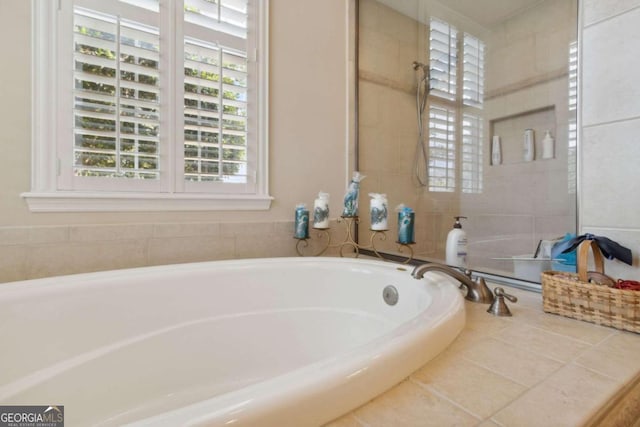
[22,192,273,212]
[27,0,271,212]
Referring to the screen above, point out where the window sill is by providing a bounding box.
[21,192,273,212]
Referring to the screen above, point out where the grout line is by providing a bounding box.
[461,345,571,392]
[524,323,604,347]
[409,378,483,422]
[582,115,640,130]
[580,224,640,233]
[583,4,640,29]
[350,413,372,427]
[561,333,624,382]
[491,334,572,365]
[488,416,508,427]
[460,355,531,389]
[479,383,532,426]
[572,360,622,383]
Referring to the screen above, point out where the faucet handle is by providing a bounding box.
[497,287,517,303]
[487,287,517,316]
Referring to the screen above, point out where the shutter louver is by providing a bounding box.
[185,0,247,40]
[429,18,457,101]
[461,113,483,194]
[428,105,456,192]
[183,0,249,184]
[568,41,578,194]
[183,41,247,183]
[463,33,484,108]
[427,19,485,193]
[73,7,160,179]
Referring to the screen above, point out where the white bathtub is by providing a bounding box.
[0,257,465,426]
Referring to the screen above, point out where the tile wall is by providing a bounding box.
[0,221,349,283]
[358,0,578,276]
[357,0,459,260]
[464,0,577,272]
[580,0,640,280]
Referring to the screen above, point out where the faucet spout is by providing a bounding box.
[411,263,493,303]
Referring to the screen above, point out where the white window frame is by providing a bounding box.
[24,0,271,212]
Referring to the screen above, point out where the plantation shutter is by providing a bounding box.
[428,105,456,192]
[568,41,578,194]
[461,113,483,194]
[183,0,251,186]
[462,33,484,108]
[429,18,457,101]
[72,2,160,182]
[29,0,269,210]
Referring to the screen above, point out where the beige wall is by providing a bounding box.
[0,0,350,282]
[357,0,459,259]
[3,0,640,283]
[580,0,640,280]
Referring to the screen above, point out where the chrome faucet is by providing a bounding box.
[411,263,494,303]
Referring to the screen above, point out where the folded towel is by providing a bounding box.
[551,233,632,265]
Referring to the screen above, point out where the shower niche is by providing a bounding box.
[490,106,557,165]
[356,0,578,283]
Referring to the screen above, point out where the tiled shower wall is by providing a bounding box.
[358,0,577,274]
[357,0,459,260]
[580,0,640,280]
[462,0,578,273]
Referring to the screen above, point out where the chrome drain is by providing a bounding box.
[383,285,399,306]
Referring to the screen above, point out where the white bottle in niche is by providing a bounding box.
[541,130,555,159]
[523,129,535,162]
[491,135,502,165]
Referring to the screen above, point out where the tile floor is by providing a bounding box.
[326,285,640,426]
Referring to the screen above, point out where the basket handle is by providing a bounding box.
[577,239,605,282]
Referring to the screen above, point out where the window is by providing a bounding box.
[568,41,578,195]
[427,18,484,194]
[428,105,456,192]
[26,0,270,212]
[462,33,485,108]
[461,113,483,194]
[429,18,457,101]
[72,7,161,182]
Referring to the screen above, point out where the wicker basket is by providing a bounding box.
[541,240,640,333]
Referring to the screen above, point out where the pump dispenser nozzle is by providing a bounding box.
[453,216,467,229]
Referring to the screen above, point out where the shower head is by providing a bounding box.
[412,61,430,83]
[412,61,428,72]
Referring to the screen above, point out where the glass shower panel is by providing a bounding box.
[357,0,578,282]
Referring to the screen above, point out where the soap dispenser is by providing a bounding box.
[446,216,468,268]
[541,130,555,159]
